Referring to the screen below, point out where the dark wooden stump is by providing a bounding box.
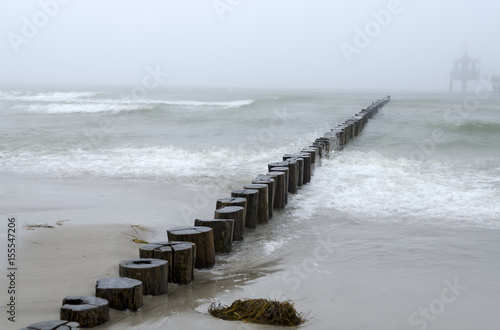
[231,189,259,229]
[119,259,168,295]
[214,206,245,241]
[309,146,322,166]
[344,123,352,142]
[286,153,311,184]
[311,143,324,158]
[60,295,109,328]
[243,184,269,224]
[344,121,355,139]
[338,124,349,145]
[269,166,289,204]
[215,197,247,213]
[345,120,356,139]
[139,241,195,284]
[21,320,80,330]
[194,219,234,253]
[265,171,286,209]
[283,155,304,187]
[316,137,331,156]
[306,146,321,166]
[270,159,298,194]
[301,148,318,173]
[253,175,275,218]
[95,277,143,311]
[352,118,362,136]
[332,128,346,150]
[167,226,216,269]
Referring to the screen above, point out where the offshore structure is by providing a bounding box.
[449,48,480,93]
[481,73,500,93]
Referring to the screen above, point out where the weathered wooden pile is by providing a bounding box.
[21,96,390,329]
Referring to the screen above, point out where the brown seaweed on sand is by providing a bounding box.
[208,298,306,326]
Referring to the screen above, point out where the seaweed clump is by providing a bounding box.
[208,298,305,327]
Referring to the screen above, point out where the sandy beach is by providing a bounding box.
[2,172,500,330]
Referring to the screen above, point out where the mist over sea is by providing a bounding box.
[1,86,499,329]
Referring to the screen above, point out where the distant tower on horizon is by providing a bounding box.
[449,47,480,93]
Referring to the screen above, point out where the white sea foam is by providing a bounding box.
[264,240,286,255]
[21,103,156,114]
[0,91,99,101]
[1,90,254,109]
[0,136,318,191]
[94,98,254,108]
[148,99,255,108]
[0,146,260,183]
[289,151,500,229]
[9,98,254,114]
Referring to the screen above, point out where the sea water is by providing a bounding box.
[0,86,499,329]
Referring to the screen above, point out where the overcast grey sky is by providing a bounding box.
[1,0,499,91]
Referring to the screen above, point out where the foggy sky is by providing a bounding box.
[1,0,499,91]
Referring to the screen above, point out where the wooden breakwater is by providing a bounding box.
[22,96,390,329]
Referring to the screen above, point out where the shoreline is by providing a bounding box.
[1,173,500,329]
[4,212,500,329]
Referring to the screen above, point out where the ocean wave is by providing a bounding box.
[0,90,99,102]
[4,91,255,113]
[13,99,253,114]
[0,89,254,109]
[0,137,312,183]
[19,103,157,114]
[0,146,263,182]
[288,151,500,229]
[455,121,500,133]
[157,99,254,108]
[91,98,255,108]
[96,98,255,109]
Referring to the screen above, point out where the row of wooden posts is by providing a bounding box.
[22,96,391,329]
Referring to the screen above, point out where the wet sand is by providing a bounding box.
[1,175,500,329]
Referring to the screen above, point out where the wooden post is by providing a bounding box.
[297,153,312,184]
[306,146,321,166]
[214,206,245,241]
[95,277,143,311]
[316,137,331,156]
[345,120,355,139]
[194,219,234,253]
[349,119,359,137]
[265,171,286,209]
[339,126,348,145]
[343,121,352,140]
[353,117,362,136]
[282,155,304,187]
[60,295,109,328]
[332,127,346,149]
[21,320,80,330]
[166,226,216,269]
[215,197,247,214]
[294,157,304,186]
[139,241,195,284]
[269,166,289,204]
[243,184,269,224]
[253,175,275,218]
[284,159,299,192]
[355,114,366,132]
[231,189,259,229]
[301,148,318,173]
[119,259,168,295]
[311,144,324,161]
[269,160,298,194]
